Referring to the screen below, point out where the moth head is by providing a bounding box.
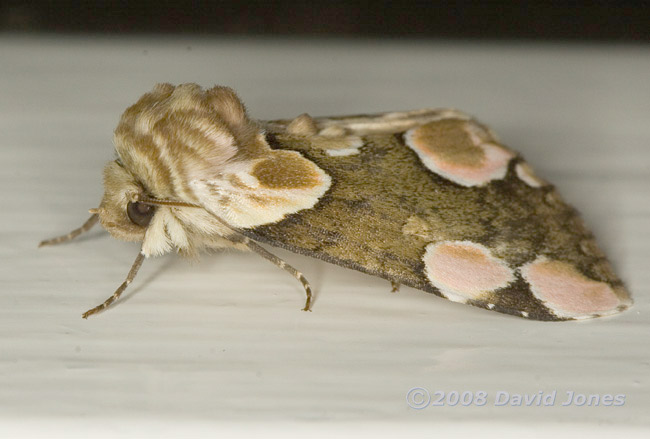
[96,159,154,243]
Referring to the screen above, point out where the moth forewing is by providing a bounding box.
[40,82,631,321]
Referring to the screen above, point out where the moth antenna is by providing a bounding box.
[243,238,313,312]
[38,213,99,247]
[138,197,201,209]
[201,207,313,311]
[82,251,145,319]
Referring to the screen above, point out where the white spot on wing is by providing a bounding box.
[515,162,546,188]
[234,171,260,188]
[326,147,361,157]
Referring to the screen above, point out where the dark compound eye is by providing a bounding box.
[126,201,155,227]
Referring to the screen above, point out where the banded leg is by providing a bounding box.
[39,213,99,247]
[200,205,314,311]
[82,252,145,319]
[243,238,313,311]
[391,281,401,293]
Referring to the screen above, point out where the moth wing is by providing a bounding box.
[242,110,631,321]
[190,149,331,229]
[171,85,333,229]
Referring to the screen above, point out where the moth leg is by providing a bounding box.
[39,213,99,247]
[391,281,401,293]
[243,238,313,312]
[82,251,145,319]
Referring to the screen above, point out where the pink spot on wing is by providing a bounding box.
[405,121,514,187]
[432,143,513,186]
[423,241,515,303]
[520,258,621,319]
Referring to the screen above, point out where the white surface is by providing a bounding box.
[1,36,649,436]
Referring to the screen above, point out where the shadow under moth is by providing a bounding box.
[40,83,631,321]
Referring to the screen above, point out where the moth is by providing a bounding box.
[40,83,632,321]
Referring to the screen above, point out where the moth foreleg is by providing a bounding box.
[243,238,313,312]
[82,251,145,319]
[39,213,99,247]
[390,281,401,293]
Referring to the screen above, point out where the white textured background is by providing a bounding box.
[1,37,649,437]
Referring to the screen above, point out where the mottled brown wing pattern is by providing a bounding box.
[245,113,630,321]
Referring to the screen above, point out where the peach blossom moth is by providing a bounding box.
[40,83,632,321]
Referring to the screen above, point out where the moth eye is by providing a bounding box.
[126,201,155,227]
